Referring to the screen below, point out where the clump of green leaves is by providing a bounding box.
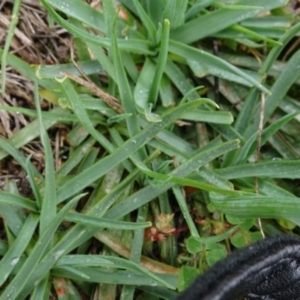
[1,0,300,298]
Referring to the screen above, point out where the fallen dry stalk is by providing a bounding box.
[61,71,123,114]
[94,231,180,275]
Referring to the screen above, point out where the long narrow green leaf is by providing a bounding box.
[0,192,38,212]
[65,212,151,230]
[169,40,270,94]
[0,213,39,286]
[148,19,170,107]
[134,58,156,115]
[30,275,50,300]
[58,78,114,153]
[34,80,57,235]
[212,195,300,220]
[171,0,286,44]
[173,186,199,237]
[132,0,157,43]
[185,0,215,21]
[218,160,300,179]
[102,0,117,38]
[0,107,66,160]
[0,137,43,193]
[163,0,188,29]
[245,48,300,138]
[234,111,300,165]
[261,22,300,74]
[43,0,105,32]
[111,20,141,138]
[120,204,148,300]
[231,24,281,46]
[0,105,107,124]
[1,0,22,95]
[51,268,177,287]
[36,60,103,79]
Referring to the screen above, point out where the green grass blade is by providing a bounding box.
[245,48,300,138]
[218,160,300,179]
[30,275,50,300]
[65,212,151,230]
[0,107,65,161]
[0,213,39,286]
[163,0,188,29]
[111,22,141,138]
[134,58,156,115]
[30,276,51,300]
[1,0,22,96]
[0,192,38,212]
[185,0,215,21]
[148,19,170,107]
[234,111,300,165]
[120,205,148,300]
[132,0,157,43]
[36,60,103,79]
[51,267,177,287]
[182,110,233,124]
[231,24,281,46]
[102,0,117,37]
[42,0,105,32]
[171,0,286,44]
[0,137,43,188]
[34,80,57,235]
[169,40,270,94]
[261,22,300,74]
[173,186,199,237]
[212,194,300,220]
[58,78,114,153]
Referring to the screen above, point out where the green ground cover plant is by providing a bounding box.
[0,0,300,299]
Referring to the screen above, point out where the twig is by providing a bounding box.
[63,44,123,114]
[61,71,123,114]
